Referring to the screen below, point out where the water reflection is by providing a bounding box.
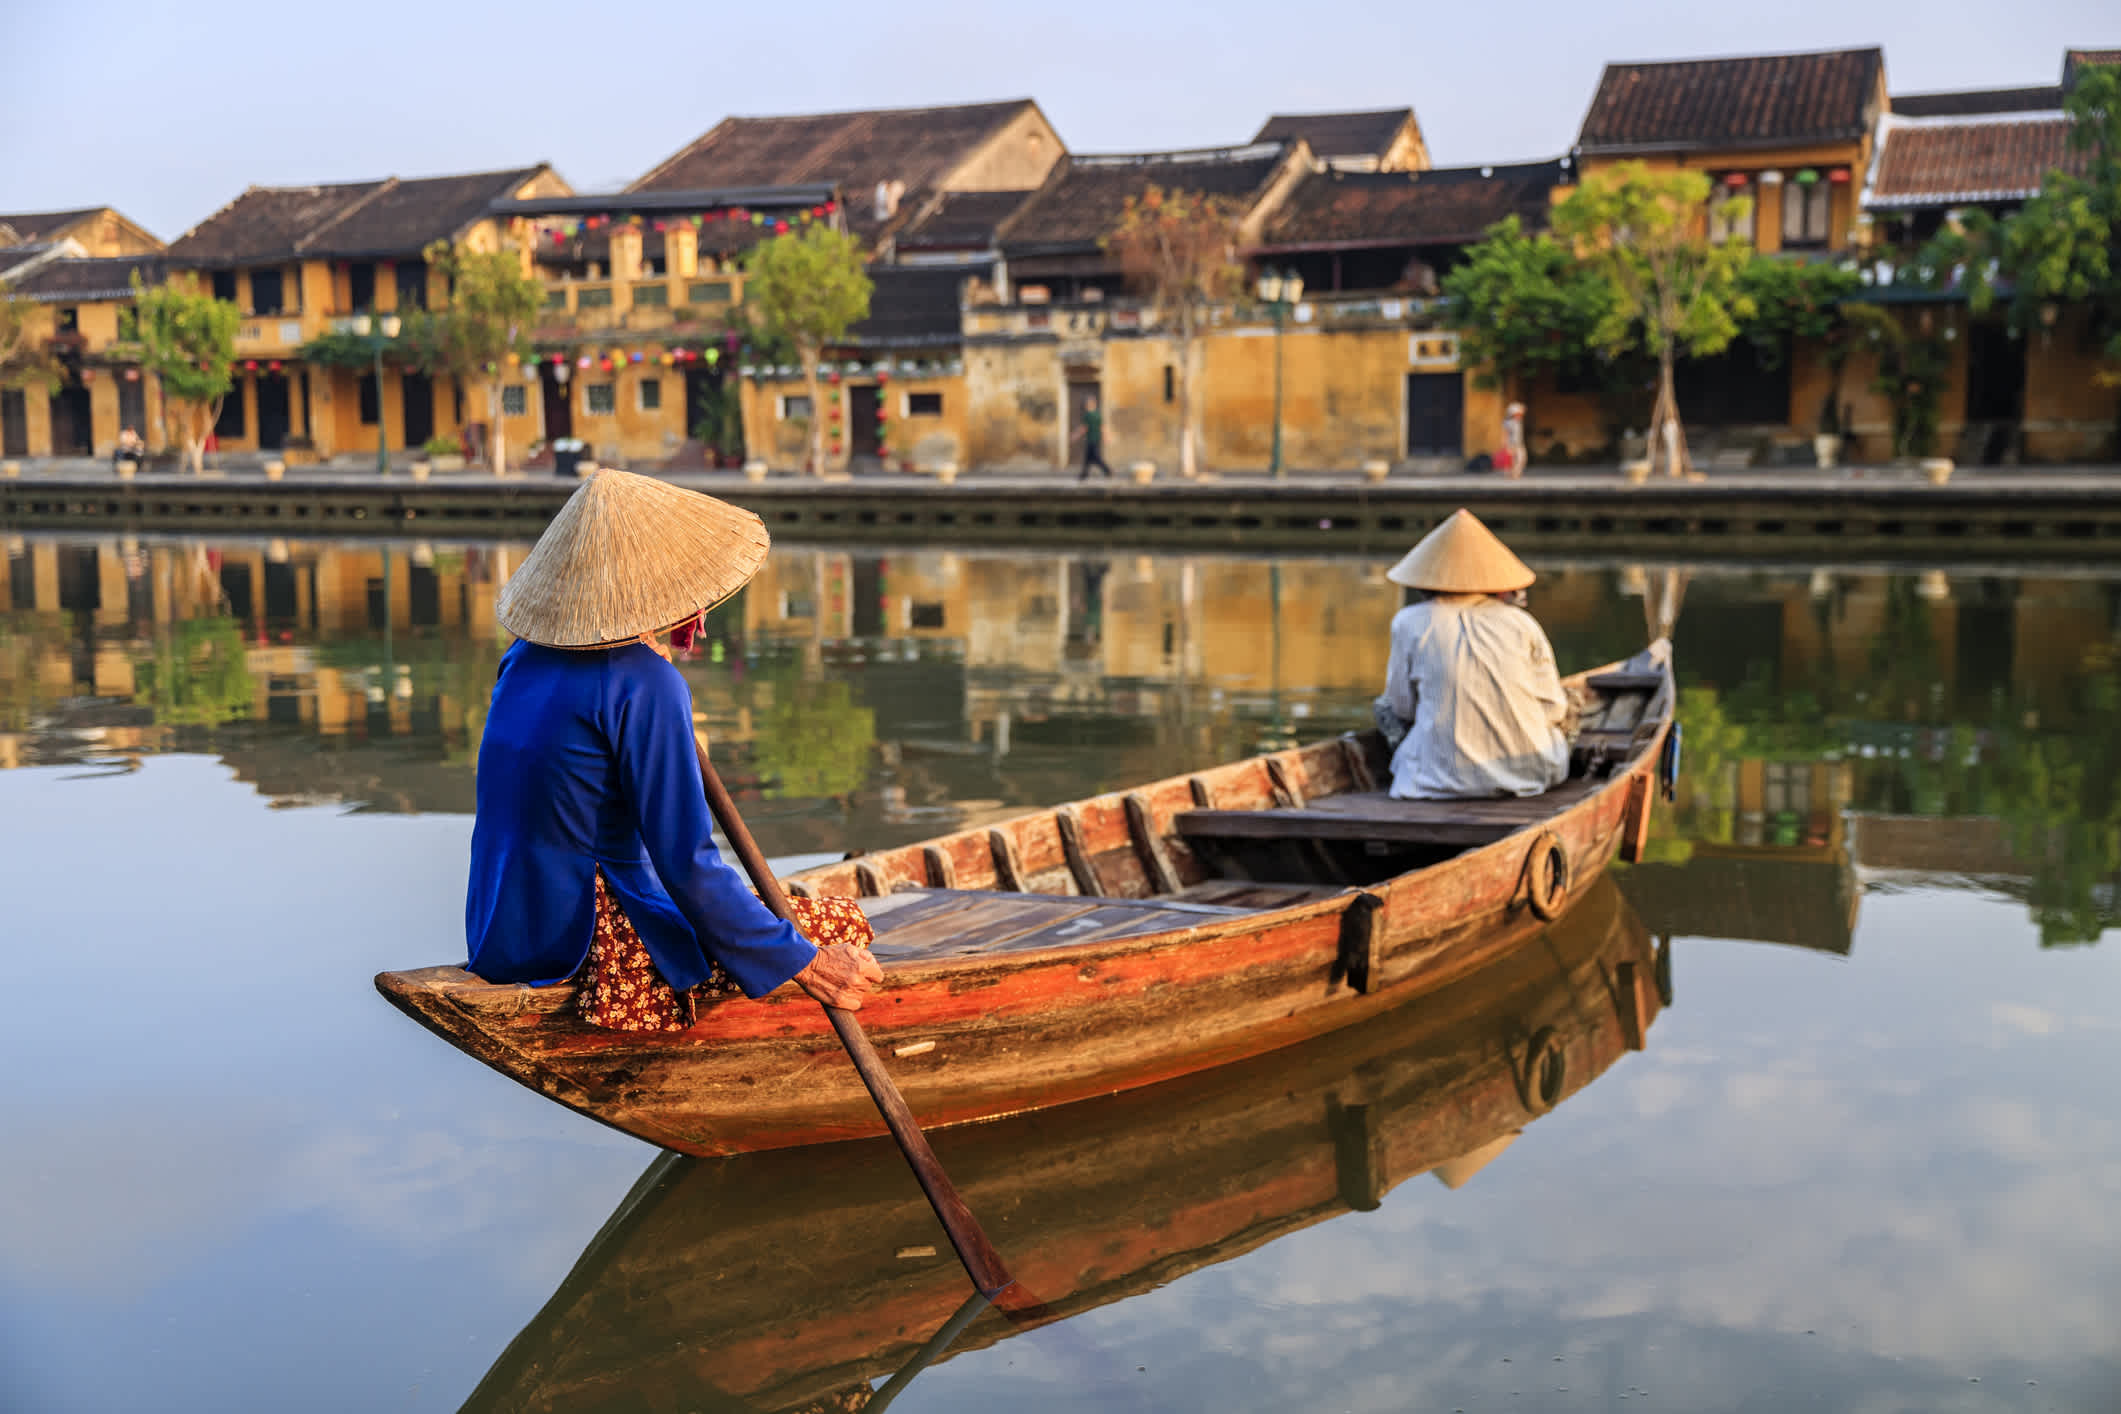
[461,873,1659,1414]
[5,532,2112,945]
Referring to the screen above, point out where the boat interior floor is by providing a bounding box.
[860,881,1343,961]
[1174,777,1604,849]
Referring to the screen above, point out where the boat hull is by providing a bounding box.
[376,685,1669,1156]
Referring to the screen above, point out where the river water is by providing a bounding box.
[1,533,2116,1412]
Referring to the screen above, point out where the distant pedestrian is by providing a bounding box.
[1074,394,1113,481]
[1501,402,1527,480]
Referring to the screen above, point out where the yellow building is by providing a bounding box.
[1862,52,2120,463]
[1,206,167,460]
[160,165,571,464]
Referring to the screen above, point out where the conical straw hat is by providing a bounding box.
[1385,508,1534,593]
[497,470,771,647]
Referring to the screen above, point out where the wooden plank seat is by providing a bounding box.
[1174,778,1603,850]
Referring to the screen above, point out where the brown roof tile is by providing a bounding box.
[999,146,1289,252]
[168,181,387,264]
[631,100,1041,235]
[0,208,107,242]
[1578,48,1884,153]
[1257,160,1564,249]
[1869,118,2085,207]
[1251,109,1415,161]
[895,189,1033,250]
[11,255,166,303]
[306,167,549,256]
[168,166,548,265]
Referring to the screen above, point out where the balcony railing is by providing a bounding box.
[531,272,748,330]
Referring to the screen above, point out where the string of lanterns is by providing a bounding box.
[535,201,838,245]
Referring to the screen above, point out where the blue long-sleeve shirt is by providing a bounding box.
[464,640,817,998]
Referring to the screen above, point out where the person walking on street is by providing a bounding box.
[1501,402,1527,480]
[1074,394,1113,481]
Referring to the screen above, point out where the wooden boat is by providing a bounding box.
[459,873,1664,1414]
[378,647,1674,1157]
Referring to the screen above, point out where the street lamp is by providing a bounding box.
[1256,268,1303,479]
[352,312,402,475]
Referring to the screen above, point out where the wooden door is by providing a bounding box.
[255,373,292,451]
[849,384,881,459]
[117,376,147,443]
[540,367,572,440]
[400,372,434,449]
[1404,373,1463,459]
[49,382,93,455]
[1,390,26,456]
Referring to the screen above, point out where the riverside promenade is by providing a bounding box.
[5,457,2120,563]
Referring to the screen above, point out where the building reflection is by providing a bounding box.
[2,534,2115,941]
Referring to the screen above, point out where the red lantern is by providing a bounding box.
[1723,171,1749,187]
[828,370,841,384]
[1828,167,1851,184]
[876,369,889,384]
[653,220,665,232]
[268,360,281,371]
[81,367,95,383]
[245,360,258,371]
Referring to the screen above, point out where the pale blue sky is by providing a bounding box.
[4,0,2111,241]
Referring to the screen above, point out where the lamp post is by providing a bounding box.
[352,312,402,475]
[1256,268,1303,479]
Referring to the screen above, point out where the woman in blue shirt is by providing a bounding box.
[464,470,880,1026]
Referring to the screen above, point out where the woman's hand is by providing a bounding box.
[793,944,885,1010]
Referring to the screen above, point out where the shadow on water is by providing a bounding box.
[458,873,1663,1414]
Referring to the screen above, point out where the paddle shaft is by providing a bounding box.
[694,741,1012,1298]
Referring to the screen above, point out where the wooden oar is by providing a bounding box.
[693,740,1013,1299]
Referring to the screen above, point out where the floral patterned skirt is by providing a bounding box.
[578,870,875,1033]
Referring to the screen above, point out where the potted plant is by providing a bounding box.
[424,434,465,472]
[1362,458,1390,483]
[281,434,317,468]
[1814,395,1846,470]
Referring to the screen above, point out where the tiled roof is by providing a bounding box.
[1891,86,2063,118]
[168,166,548,265]
[1869,117,2083,207]
[0,208,106,242]
[1577,48,1884,153]
[10,255,166,303]
[0,242,63,278]
[168,181,388,264]
[895,190,1033,250]
[998,145,1289,252]
[1252,109,1415,160]
[1256,160,1565,249]
[631,100,1041,236]
[308,167,549,256]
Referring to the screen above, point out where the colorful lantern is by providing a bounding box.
[1793,168,1820,186]
[1827,167,1851,184]
[1723,171,1749,187]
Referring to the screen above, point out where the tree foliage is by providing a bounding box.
[403,240,545,474]
[1552,163,1756,475]
[133,274,240,475]
[741,225,872,475]
[1443,216,1616,385]
[0,288,62,393]
[1106,185,1245,479]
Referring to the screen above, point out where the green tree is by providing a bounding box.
[0,287,62,397]
[739,225,872,476]
[1443,215,1646,455]
[133,617,254,728]
[751,675,876,799]
[401,239,545,475]
[1551,163,1756,478]
[133,273,240,475]
[1737,257,1866,434]
[1106,185,1246,480]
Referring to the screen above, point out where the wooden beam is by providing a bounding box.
[1267,756,1307,809]
[1188,775,1217,809]
[922,844,957,890]
[987,828,1026,892]
[1054,805,1105,897]
[1338,734,1380,794]
[853,860,889,898]
[1124,791,1183,895]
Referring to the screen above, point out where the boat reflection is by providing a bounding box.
[460,871,1668,1414]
